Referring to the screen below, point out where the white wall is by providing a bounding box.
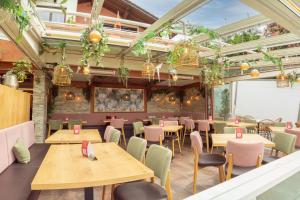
[234,80,300,122]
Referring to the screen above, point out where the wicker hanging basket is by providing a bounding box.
[142,62,155,80]
[52,65,72,86]
[176,42,199,67]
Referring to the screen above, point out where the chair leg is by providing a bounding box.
[111,184,115,200]
[182,127,187,147]
[176,131,182,153]
[121,128,127,146]
[102,186,106,200]
[172,140,175,158]
[165,171,173,200]
[206,129,209,153]
[218,165,225,182]
[193,160,198,194]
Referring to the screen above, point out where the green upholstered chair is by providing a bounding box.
[133,121,144,137]
[109,129,121,144]
[47,119,63,138]
[273,122,286,127]
[214,116,225,121]
[263,132,296,164]
[126,136,147,162]
[214,122,227,134]
[224,127,247,134]
[151,117,160,125]
[113,144,173,200]
[68,119,82,130]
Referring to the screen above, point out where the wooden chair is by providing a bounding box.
[113,144,173,200]
[263,132,296,163]
[68,119,82,130]
[47,120,63,138]
[226,140,264,180]
[162,121,182,157]
[108,129,121,144]
[103,125,114,142]
[213,122,227,134]
[285,129,300,150]
[111,119,126,146]
[190,131,226,193]
[197,120,210,152]
[182,119,195,146]
[144,126,164,146]
[133,121,144,137]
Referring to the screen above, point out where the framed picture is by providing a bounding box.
[93,87,145,112]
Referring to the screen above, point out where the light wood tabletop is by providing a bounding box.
[269,126,300,134]
[211,134,275,148]
[31,143,154,191]
[45,129,102,144]
[103,119,128,123]
[149,125,183,132]
[210,120,257,128]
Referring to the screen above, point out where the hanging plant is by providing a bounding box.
[0,1,30,42]
[117,57,129,87]
[131,32,157,56]
[287,71,297,87]
[7,59,32,82]
[80,20,109,67]
[188,25,219,39]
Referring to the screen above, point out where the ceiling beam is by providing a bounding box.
[117,0,211,57]
[225,66,300,82]
[242,0,300,36]
[91,0,105,22]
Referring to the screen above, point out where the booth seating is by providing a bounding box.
[0,121,49,200]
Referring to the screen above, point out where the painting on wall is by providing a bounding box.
[93,87,145,112]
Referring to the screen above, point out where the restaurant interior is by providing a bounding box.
[1,0,300,200]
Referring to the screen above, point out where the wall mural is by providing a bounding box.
[94,87,145,112]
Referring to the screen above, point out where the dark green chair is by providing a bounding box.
[47,119,63,138]
[68,119,82,130]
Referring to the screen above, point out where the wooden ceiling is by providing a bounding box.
[78,0,157,24]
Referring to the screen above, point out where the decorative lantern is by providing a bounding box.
[175,41,198,67]
[240,62,250,71]
[89,30,102,43]
[169,95,176,102]
[3,73,19,89]
[142,62,155,80]
[83,65,90,75]
[65,91,75,100]
[52,65,72,86]
[172,74,178,82]
[276,74,289,88]
[250,69,260,78]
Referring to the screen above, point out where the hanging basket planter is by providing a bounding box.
[142,61,155,80]
[276,74,289,88]
[176,41,199,67]
[52,65,72,86]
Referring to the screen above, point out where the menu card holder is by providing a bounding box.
[236,128,243,139]
[81,141,97,160]
[286,122,292,129]
[160,121,164,127]
[235,119,240,124]
[74,125,81,134]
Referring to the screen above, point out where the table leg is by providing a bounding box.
[84,187,94,200]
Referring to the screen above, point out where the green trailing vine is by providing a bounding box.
[225,30,260,44]
[117,57,129,87]
[188,25,219,40]
[0,1,30,42]
[80,20,110,67]
[131,32,157,56]
[7,59,32,82]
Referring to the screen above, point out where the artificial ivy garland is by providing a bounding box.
[80,21,110,67]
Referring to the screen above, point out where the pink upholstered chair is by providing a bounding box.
[104,125,114,142]
[182,119,195,146]
[144,126,164,146]
[190,131,226,193]
[111,119,126,146]
[197,120,210,152]
[167,117,178,121]
[285,128,300,149]
[226,140,264,180]
[179,117,190,125]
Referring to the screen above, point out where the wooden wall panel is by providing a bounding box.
[0,84,31,129]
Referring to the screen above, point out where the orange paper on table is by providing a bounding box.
[236,127,243,139]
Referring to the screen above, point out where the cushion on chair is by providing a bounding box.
[114,181,167,200]
[13,139,30,164]
[164,135,178,140]
[198,153,226,167]
[262,156,279,164]
[225,164,256,177]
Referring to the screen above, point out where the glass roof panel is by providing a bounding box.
[181,0,258,29]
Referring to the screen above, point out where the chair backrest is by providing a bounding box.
[185,119,195,130]
[214,116,225,121]
[273,132,296,154]
[151,117,160,125]
[167,117,178,121]
[111,119,125,129]
[104,125,114,142]
[226,140,264,167]
[274,117,283,122]
[144,126,164,142]
[109,129,121,144]
[273,122,286,127]
[68,119,82,129]
[214,122,227,134]
[163,121,178,126]
[179,117,190,125]
[133,121,144,136]
[127,136,147,161]
[49,120,63,130]
[224,127,247,134]
[145,144,172,186]
[285,129,300,148]
[197,120,210,132]
[190,131,203,154]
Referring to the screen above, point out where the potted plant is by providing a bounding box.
[117,57,129,87]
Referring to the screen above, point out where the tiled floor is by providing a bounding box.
[38,143,220,200]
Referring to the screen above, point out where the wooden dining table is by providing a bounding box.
[211,134,275,152]
[103,119,128,123]
[45,129,102,144]
[210,120,258,128]
[269,126,300,134]
[31,143,154,200]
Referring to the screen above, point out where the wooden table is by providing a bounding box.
[210,120,257,128]
[45,129,102,144]
[211,134,275,150]
[149,124,183,132]
[103,119,128,123]
[269,126,300,134]
[31,143,154,200]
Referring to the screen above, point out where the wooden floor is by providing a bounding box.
[38,141,220,200]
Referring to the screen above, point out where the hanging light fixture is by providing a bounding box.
[250,69,260,78]
[142,51,155,80]
[240,62,250,71]
[89,30,102,43]
[114,11,122,29]
[65,91,75,100]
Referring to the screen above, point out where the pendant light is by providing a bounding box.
[250,69,260,78]
[240,62,250,71]
[89,30,102,43]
